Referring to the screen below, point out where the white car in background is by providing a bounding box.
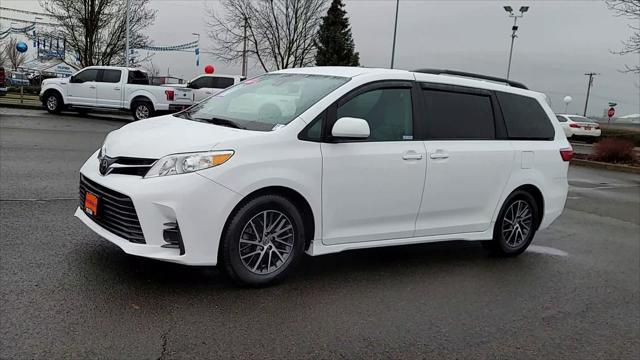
[172,74,244,103]
[555,114,601,141]
[41,66,184,121]
[75,67,571,286]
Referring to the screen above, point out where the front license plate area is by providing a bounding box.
[84,192,99,217]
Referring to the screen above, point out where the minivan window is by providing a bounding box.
[101,69,121,83]
[337,88,413,141]
[180,73,349,131]
[497,92,555,140]
[422,89,495,140]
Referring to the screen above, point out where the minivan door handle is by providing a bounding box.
[402,151,423,160]
[429,151,449,160]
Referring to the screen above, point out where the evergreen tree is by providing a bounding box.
[315,0,360,66]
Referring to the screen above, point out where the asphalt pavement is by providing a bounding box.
[1,108,639,359]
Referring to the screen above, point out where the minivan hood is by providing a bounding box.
[103,114,260,159]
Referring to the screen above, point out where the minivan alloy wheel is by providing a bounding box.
[238,210,294,275]
[501,200,533,248]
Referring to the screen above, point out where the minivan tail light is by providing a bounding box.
[560,147,574,162]
[165,90,175,101]
[569,123,580,128]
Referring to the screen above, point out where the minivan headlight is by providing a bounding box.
[145,150,234,178]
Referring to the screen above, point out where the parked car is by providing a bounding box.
[173,74,244,103]
[7,71,30,87]
[40,66,186,120]
[556,114,601,142]
[0,67,6,96]
[75,67,571,286]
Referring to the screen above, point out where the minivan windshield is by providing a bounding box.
[177,73,349,131]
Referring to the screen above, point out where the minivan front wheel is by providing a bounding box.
[485,190,539,256]
[221,195,305,286]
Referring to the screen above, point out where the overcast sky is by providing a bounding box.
[2,0,639,116]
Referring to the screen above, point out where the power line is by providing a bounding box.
[0,15,59,27]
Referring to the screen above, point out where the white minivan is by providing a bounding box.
[75,67,571,286]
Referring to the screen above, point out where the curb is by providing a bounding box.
[571,158,640,174]
[0,103,43,111]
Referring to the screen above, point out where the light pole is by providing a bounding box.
[125,0,131,66]
[503,5,529,80]
[34,16,42,60]
[192,32,200,70]
[390,0,400,69]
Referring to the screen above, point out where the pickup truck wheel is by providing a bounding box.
[132,101,154,121]
[44,92,63,114]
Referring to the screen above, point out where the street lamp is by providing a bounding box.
[192,32,200,69]
[503,5,529,80]
[390,0,400,69]
[34,17,43,60]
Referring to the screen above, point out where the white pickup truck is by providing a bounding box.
[40,66,187,120]
[172,74,244,103]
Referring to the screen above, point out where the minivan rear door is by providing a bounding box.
[413,81,514,236]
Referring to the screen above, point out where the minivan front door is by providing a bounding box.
[321,83,427,245]
[414,83,515,236]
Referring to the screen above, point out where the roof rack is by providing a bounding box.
[413,69,528,90]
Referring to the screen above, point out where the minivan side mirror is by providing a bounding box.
[331,117,370,139]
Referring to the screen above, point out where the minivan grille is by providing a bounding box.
[79,175,146,244]
[99,156,156,177]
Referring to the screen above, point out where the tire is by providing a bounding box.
[132,101,154,121]
[484,190,540,256]
[44,91,63,114]
[220,194,306,287]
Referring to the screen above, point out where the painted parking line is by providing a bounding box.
[527,245,569,257]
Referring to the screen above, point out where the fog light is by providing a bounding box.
[162,222,185,255]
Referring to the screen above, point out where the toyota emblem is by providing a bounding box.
[99,159,109,175]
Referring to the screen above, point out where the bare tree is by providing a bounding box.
[39,0,156,67]
[0,41,7,68]
[606,0,640,73]
[4,38,28,70]
[206,0,326,72]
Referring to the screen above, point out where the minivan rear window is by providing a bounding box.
[497,92,555,140]
[422,89,495,140]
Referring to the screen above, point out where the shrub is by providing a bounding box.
[592,138,636,163]
[600,127,640,147]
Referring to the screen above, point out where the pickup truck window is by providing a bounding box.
[73,69,98,83]
[128,70,150,85]
[100,69,121,83]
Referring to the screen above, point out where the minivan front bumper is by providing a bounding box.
[75,151,242,265]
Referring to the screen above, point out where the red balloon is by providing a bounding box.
[204,64,215,74]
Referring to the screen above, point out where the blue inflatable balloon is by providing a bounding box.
[16,41,28,53]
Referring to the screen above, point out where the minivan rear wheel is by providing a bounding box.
[485,190,539,256]
[220,194,305,286]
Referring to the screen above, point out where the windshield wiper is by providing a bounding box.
[194,117,246,129]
